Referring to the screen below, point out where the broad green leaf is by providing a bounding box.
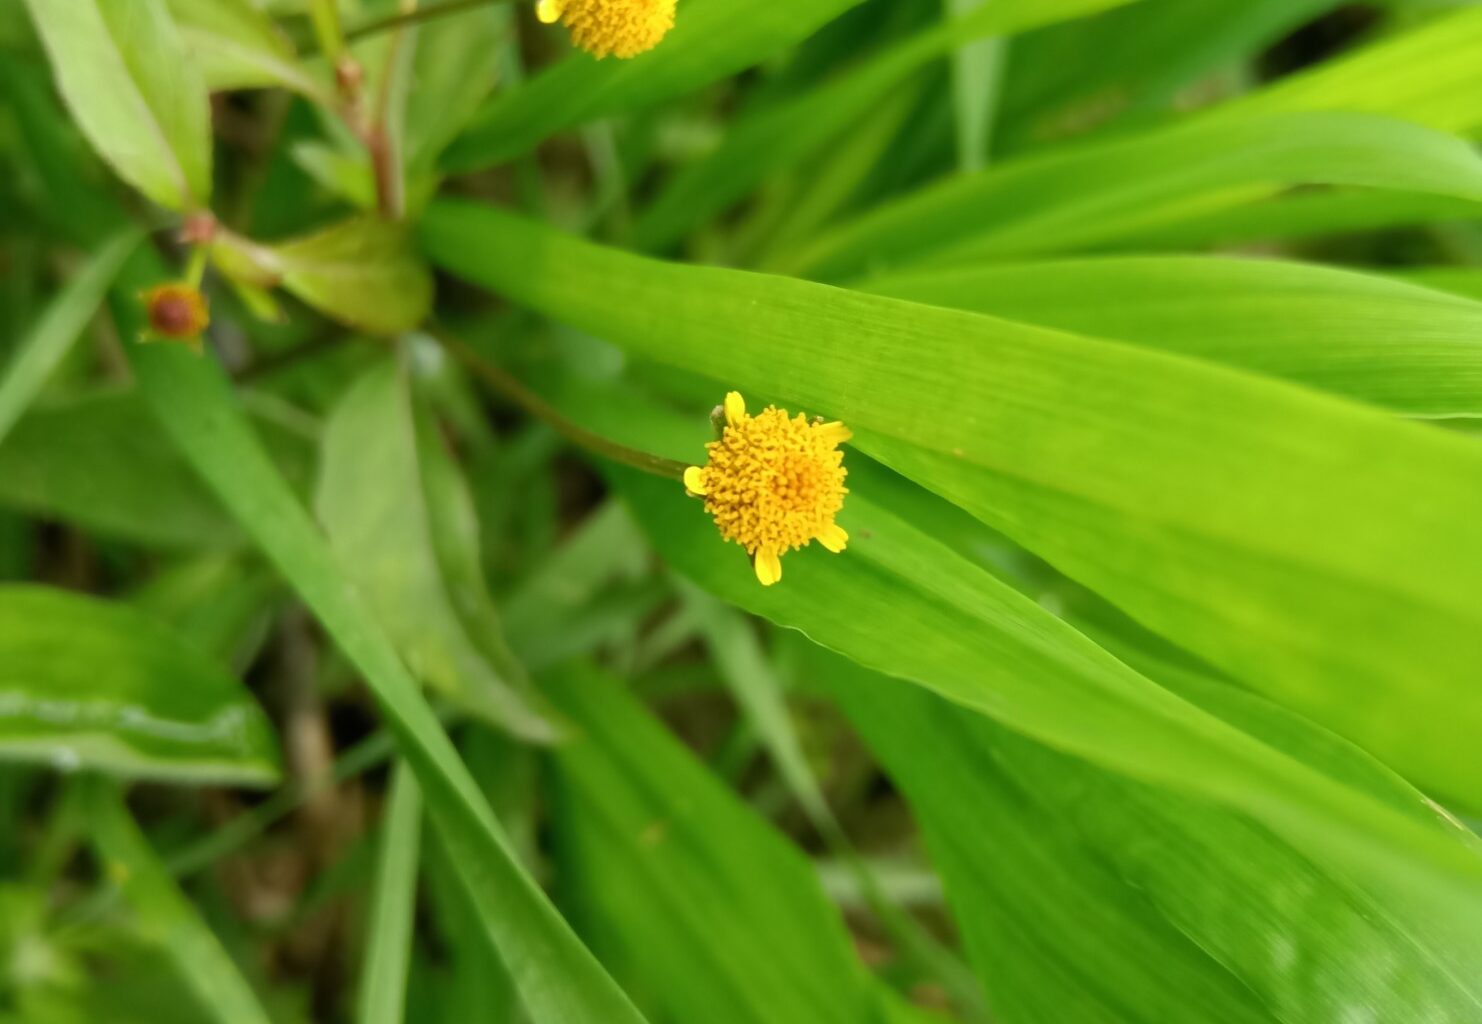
[317,359,558,741]
[22,0,213,210]
[788,110,1482,276]
[215,218,434,334]
[359,763,422,1024]
[808,640,1482,1024]
[275,217,432,333]
[546,664,887,1024]
[1393,267,1482,302]
[0,585,280,786]
[167,0,329,100]
[633,0,1137,250]
[115,250,651,1024]
[0,230,139,446]
[865,256,1482,417]
[83,779,275,1024]
[423,201,1482,810]
[444,0,867,170]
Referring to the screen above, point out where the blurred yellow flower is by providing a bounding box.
[685,391,850,587]
[536,0,676,59]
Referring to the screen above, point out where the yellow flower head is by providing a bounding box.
[535,0,676,59]
[140,283,210,349]
[684,392,850,587]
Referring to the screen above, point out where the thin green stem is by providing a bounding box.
[430,326,690,482]
[345,0,510,43]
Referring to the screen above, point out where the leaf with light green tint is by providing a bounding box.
[358,763,422,1024]
[443,0,867,170]
[115,249,651,1024]
[804,639,1482,1024]
[403,3,509,172]
[216,217,433,334]
[21,0,213,210]
[83,779,275,1024]
[633,0,1137,250]
[167,0,329,100]
[0,230,139,446]
[0,585,280,786]
[789,110,1482,276]
[275,217,433,334]
[422,200,1482,812]
[865,256,1482,417]
[1226,5,1482,136]
[546,664,889,1024]
[317,359,559,742]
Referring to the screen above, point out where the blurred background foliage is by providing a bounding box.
[3,0,1482,1022]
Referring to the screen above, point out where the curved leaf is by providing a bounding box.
[22,0,212,210]
[866,256,1482,417]
[0,585,280,786]
[167,0,328,100]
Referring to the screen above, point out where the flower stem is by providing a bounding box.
[429,327,689,481]
[345,0,511,42]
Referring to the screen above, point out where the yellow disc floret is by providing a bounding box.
[684,391,850,587]
[536,0,676,59]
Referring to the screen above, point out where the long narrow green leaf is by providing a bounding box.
[22,0,212,210]
[807,639,1482,1024]
[0,585,280,786]
[547,664,888,1024]
[789,110,1482,276]
[523,378,1482,1014]
[359,763,422,1024]
[0,230,138,446]
[423,201,1482,811]
[115,251,650,1024]
[85,779,275,1024]
[865,256,1482,416]
[633,0,1136,250]
[444,0,865,170]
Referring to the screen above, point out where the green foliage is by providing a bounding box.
[4,1,1482,1022]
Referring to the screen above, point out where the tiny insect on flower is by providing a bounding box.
[140,283,210,350]
[684,391,850,587]
[535,0,676,59]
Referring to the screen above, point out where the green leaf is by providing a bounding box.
[633,0,1137,250]
[444,0,867,170]
[317,358,559,741]
[22,0,213,210]
[0,389,309,549]
[546,664,887,1024]
[403,3,509,171]
[116,251,651,1024]
[1229,5,1482,136]
[865,255,1482,417]
[0,230,139,446]
[789,110,1482,276]
[808,639,1482,1024]
[422,200,1482,811]
[358,763,422,1024]
[215,218,433,334]
[0,585,280,786]
[83,779,276,1024]
[167,0,329,100]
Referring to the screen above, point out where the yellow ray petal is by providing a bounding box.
[535,0,562,24]
[817,524,848,553]
[753,548,782,586]
[724,391,747,427]
[683,466,707,496]
[814,421,852,445]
